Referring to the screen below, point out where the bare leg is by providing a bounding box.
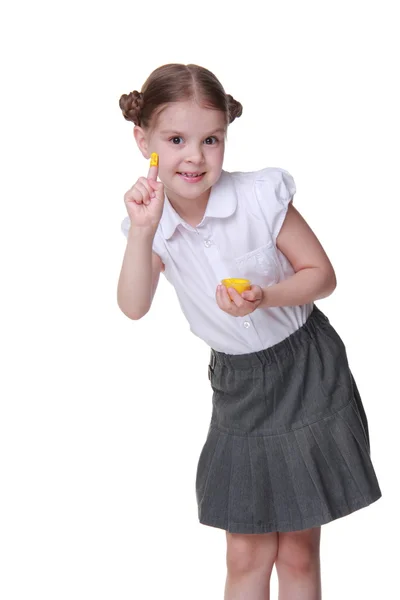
[275,527,322,600]
[224,531,278,600]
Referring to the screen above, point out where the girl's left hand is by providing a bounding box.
[216,284,264,317]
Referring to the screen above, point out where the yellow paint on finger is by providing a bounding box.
[150,152,159,167]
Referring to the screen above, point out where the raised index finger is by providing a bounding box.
[147,152,159,180]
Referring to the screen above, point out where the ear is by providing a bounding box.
[133,126,150,159]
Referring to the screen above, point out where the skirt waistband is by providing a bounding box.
[210,305,331,370]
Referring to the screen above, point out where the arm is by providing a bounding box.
[258,203,336,308]
[117,153,165,320]
[117,226,164,320]
[216,203,336,313]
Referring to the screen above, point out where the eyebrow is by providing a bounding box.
[159,128,226,136]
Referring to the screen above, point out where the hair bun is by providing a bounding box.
[119,90,144,125]
[226,94,243,124]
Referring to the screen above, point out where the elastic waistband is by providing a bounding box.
[210,305,330,369]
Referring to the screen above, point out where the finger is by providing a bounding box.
[216,285,226,310]
[135,181,152,204]
[242,285,261,302]
[215,286,224,310]
[228,287,246,308]
[148,179,164,201]
[138,177,153,196]
[241,290,256,301]
[219,285,234,311]
[125,187,145,205]
[147,152,159,180]
[137,179,155,204]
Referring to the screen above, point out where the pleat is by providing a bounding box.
[195,306,381,533]
[196,403,381,533]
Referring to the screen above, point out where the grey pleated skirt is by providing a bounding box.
[195,305,382,534]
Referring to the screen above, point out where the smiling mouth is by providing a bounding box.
[177,172,206,178]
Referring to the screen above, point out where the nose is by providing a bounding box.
[185,143,205,165]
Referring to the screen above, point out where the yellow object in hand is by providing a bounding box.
[221,278,251,294]
[150,152,159,167]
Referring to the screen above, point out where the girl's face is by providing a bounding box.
[135,99,227,207]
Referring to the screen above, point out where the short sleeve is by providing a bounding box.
[254,167,296,243]
[121,215,131,238]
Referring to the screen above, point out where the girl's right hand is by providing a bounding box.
[123,157,165,230]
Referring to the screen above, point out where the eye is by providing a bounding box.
[204,136,218,145]
[169,136,183,145]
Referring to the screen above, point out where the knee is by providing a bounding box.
[276,529,321,576]
[226,532,278,575]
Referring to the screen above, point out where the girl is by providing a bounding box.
[117,63,381,600]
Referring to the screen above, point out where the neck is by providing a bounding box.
[166,189,211,228]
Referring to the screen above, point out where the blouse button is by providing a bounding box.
[243,321,251,328]
[204,239,212,247]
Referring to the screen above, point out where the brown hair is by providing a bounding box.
[119,63,243,130]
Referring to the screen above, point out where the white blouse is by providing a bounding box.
[121,167,313,355]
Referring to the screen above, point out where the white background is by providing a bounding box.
[0,0,398,598]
